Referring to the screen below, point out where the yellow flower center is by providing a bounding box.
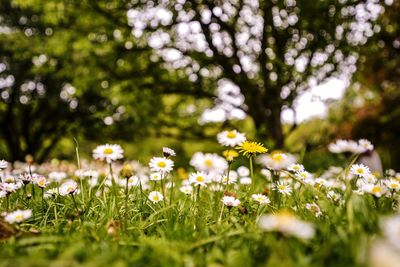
[15,215,23,221]
[276,211,296,224]
[272,153,285,163]
[390,183,399,189]
[278,185,286,190]
[152,195,159,201]
[204,159,213,167]
[103,148,113,154]
[157,161,166,168]
[372,187,382,194]
[226,131,237,139]
[196,176,204,182]
[356,168,364,174]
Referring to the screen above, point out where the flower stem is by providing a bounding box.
[5,194,9,211]
[160,175,167,207]
[224,162,231,192]
[41,188,45,217]
[109,163,122,221]
[248,157,255,197]
[71,194,79,214]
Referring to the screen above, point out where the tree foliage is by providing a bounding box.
[0,0,212,161]
[124,0,386,146]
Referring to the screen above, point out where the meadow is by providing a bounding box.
[1,131,399,267]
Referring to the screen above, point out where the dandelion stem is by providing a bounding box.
[224,162,231,192]
[248,157,255,197]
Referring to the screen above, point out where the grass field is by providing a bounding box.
[0,134,399,267]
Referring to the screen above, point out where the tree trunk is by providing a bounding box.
[249,99,284,149]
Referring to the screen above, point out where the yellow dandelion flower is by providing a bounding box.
[236,141,268,158]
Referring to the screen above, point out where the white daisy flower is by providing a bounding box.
[92,144,124,163]
[217,130,246,147]
[179,185,193,195]
[149,157,174,174]
[222,196,241,207]
[35,175,48,188]
[259,211,315,240]
[252,194,271,205]
[273,181,292,196]
[364,174,377,184]
[4,209,32,224]
[295,170,312,181]
[0,160,8,170]
[385,179,400,191]
[0,190,7,198]
[162,147,176,157]
[350,164,371,178]
[149,172,163,181]
[59,180,78,196]
[305,203,322,217]
[288,163,305,172]
[237,166,250,177]
[257,152,296,171]
[18,173,33,184]
[1,182,19,194]
[328,139,370,154]
[148,191,163,203]
[358,139,374,152]
[363,183,387,198]
[189,171,211,187]
[190,152,228,174]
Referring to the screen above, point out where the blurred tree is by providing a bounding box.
[328,0,400,168]
[0,0,213,162]
[122,0,387,147]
